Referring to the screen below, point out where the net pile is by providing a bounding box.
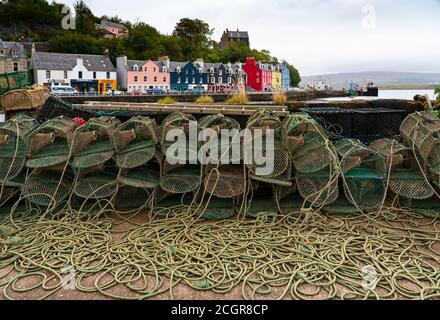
[112,116,161,209]
[23,117,77,207]
[286,113,339,208]
[71,117,121,201]
[0,85,50,112]
[335,139,386,212]
[159,113,201,195]
[370,138,434,200]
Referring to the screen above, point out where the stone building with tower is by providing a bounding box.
[219,29,250,49]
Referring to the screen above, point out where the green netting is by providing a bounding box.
[200,197,236,220]
[160,164,201,194]
[119,166,160,189]
[336,139,386,211]
[73,169,118,200]
[204,165,245,198]
[114,186,152,209]
[0,71,31,94]
[22,171,72,207]
[296,168,339,207]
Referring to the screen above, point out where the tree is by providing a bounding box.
[127,23,165,60]
[173,18,213,60]
[222,42,251,63]
[161,36,184,61]
[74,0,98,35]
[287,63,301,87]
[435,88,440,101]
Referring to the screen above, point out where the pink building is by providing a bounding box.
[119,58,170,93]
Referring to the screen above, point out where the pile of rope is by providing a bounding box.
[0,205,439,300]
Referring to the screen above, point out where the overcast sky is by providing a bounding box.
[60,0,440,76]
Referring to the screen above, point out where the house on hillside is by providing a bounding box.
[116,56,170,93]
[30,50,117,94]
[220,29,250,49]
[97,20,129,39]
[0,39,28,74]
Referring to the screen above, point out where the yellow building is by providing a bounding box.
[271,69,282,91]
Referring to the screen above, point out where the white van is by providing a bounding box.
[50,84,78,96]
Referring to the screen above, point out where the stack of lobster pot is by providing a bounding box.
[112,116,161,209]
[0,115,38,206]
[286,113,339,208]
[23,117,77,208]
[400,111,440,189]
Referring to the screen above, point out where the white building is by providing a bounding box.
[306,79,331,91]
[30,50,117,94]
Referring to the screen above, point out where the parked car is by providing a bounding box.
[50,85,78,96]
[190,87,206,94]
[148,88,166,95]
[106,89,124,96]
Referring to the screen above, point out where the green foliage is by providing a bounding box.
[435,88,440,101]
[74,0,98,35]
[173,18,212,60]
[48,32,108,55]
[196,96,215,104]
[287,63,301,87]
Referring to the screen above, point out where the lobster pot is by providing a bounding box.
[22,170,73,207]
[0,115,38,182]
[370,139,434,200]
[113,116,159,170]
[336,139,386,211]
[204,165,245,199]
[296,168,339,207]
[284,114,335,175]
[73,165,118,200]
[160,162,201,194]
[114,186,152,209]
[160,113,201,195]
[37,96,95,123]
[200,196,236,220]
[400,112,440,161]
[70,117,120,170]
[245,109,289,179]
[0,85,50,111]
[26,117,77,170]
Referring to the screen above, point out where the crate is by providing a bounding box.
[352,108,407,143]
[36,96,96,123]
[300,107,353,138]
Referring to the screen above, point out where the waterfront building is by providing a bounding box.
[170,59,208,92]
[243,57,272,92]
[31,50,116,94]
[117,56,170,93]
[0,39,27,74]
[271,64,282,91]
[280,60,291,90]
[206,62,246,93]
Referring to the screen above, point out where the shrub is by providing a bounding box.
[272,92,287,105]
[195,95,215,104]
[158,97,176,104]
[226,92,248,105]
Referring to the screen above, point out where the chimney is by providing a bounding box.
[104,48,110,57]
[31,43,36,55]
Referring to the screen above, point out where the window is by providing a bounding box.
[177,67,181,73]
[256,78,260,83]
[11,49,18,57]
[0,50,3,55]
[64,71,68,79]
[144,67,147,72]
[106,72,110,79]
[78,71,83,79]
[93,72,97,79]
[199,68,203,74]
[219,70,223,76]
[162,67,167,72]
[134,76,138,82]
[163,77,166,83]
[177,77,181,84]
[219,77,223,84]
[134,65,139,71]
[200,78,203,84]
[13,63,18,72]
[192,78,195,84]
[210,68,214,74]
[228,77,232,84]
[144,76,147,82]
[153,67,157,73]
[256,72,260,76]
[185,77,188,84]
[46,70,51,79]
[211,77,215,83]
[154,76,157,83]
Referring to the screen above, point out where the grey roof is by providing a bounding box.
[32,51,115,72]
[0,40,27,59]
[204,63,222,70]
[127,59,146,70]
[168,61,189,72]
[225,30,249,39]
[100,20,128,30]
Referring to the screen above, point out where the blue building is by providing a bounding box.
[280,61,291,90]
[170,60,208,92]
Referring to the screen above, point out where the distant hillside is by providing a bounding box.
[301,72,440,89]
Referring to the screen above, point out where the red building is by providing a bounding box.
[242,57,272,92]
